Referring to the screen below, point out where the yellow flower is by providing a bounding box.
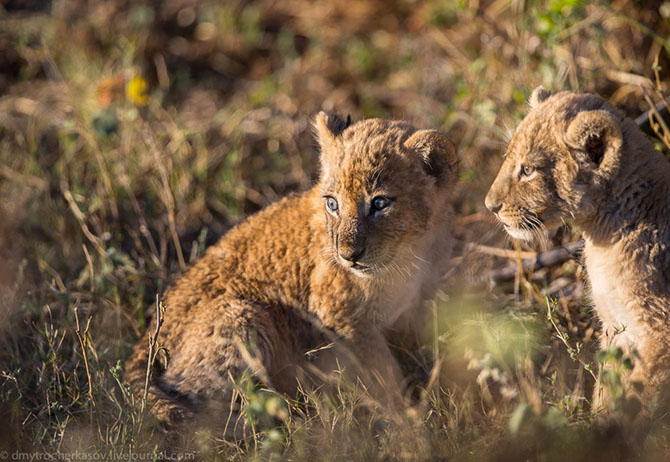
[125,75,149,106]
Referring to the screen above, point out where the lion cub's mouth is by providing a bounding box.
[347,261,375,277]
[337,258,384,278]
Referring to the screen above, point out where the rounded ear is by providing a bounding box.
[566,110,622,168]
[529,86,551,110]
[404,129,459,186]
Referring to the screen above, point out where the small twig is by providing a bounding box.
[81,244,95,293]
[56,414,70,453]
[142,129,186,271]
[641,87,670,151]
[634,98,670,128]
[120,178,162,269]
[74,306,95,408]
[141,295,166,415]
[0,370,23,400]
[456,212,498,225]
[486,241,584,282]
[425,301,442,397]
[62,185,107,258]
[468,243,537,260]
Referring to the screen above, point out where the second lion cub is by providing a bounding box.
[486,87,670,417]
[125,114,459,431]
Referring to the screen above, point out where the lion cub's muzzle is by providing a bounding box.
[487,206,545,243]
[334,219,372,270]
[336,235,370,271]
[484,196,502,215]
[485,179,534,241]
[338,245,365,264]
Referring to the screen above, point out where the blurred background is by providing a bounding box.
[1,0,669,459]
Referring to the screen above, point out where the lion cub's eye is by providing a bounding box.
[325,196,339,212]
[371,196,391,212]
[521,165,535,177]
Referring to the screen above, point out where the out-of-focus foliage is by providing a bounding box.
[0,0,669,459]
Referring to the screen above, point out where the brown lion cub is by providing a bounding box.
[485,87,670,415]
[125,114,458,429]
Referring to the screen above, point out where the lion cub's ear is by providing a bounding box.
[314,112,351,144]
[404,130,458,186]
[314,112,351,177]
[529,86,551,110]
[566,110,623,168]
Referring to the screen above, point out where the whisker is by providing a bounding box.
[524,213,549,251]
[409,249,430,265]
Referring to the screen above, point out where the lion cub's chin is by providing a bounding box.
[503,226,535,242]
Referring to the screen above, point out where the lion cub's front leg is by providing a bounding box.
[348,327,406,411]
[307,323,405,414]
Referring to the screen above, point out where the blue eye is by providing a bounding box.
[325,197,338,212]
[371,196,391,211]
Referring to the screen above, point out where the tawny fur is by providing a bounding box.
[485,87,670,416]
[124,115,459,431]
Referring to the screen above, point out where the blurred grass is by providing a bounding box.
[0,0,669,459]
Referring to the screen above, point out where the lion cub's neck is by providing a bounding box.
[580,144,670,350]
[579,145,670,247]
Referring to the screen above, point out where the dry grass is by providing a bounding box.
[1,0,669,459]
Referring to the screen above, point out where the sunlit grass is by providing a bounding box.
[0,0,669,459]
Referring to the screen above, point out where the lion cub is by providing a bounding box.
[125,114,458,429]
[485,87,670,415]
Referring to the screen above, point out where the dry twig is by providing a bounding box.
[74,306,95,408]
[485,241,584,283]
[142,128,187,271]
[141,295,166,415]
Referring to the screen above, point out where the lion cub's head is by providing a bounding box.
[485,87,627,243]
[314,113,458,278]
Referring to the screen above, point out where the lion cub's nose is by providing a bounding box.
[339,247,365,263]
[485,195,502,214]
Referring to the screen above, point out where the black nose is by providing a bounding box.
[487,202,502,214]
[485,194,502,214]
[339,247,365,263]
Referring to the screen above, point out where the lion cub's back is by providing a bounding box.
[164,189,321,316]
